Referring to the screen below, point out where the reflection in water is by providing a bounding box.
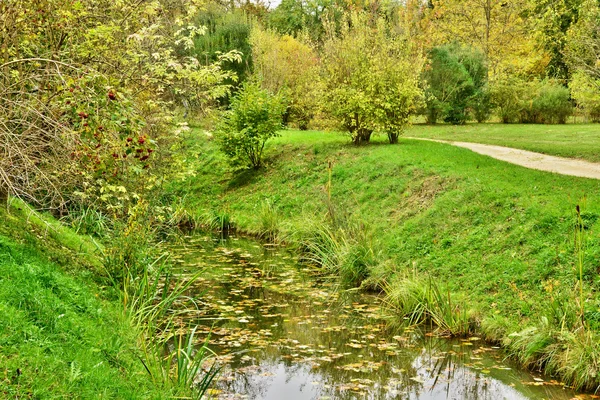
[168,234,588,400]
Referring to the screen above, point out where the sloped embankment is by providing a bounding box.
[173,129,600,391]
[0,201,163,398]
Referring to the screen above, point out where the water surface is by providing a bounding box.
[169,234,591,400]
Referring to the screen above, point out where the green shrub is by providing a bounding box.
[569,71,600,122]
[491,78,573,124]
[530,81,573,124]
[215,82,285,169]
[321,11,423,144]
[490,76,528,123]
[470,88,493,123]
[422,43,488,125]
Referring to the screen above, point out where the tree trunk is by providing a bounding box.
[0,187,8,207]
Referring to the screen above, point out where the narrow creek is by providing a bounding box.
[168,233,592,400]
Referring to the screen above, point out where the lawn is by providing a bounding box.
[407,123,600,162]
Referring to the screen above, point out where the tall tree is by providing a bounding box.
[321,12,423,144]
[425,0,542,77]
[250,27,321,129]
[527,0,584,79]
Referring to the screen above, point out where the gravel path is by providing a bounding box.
[410,137,600,180]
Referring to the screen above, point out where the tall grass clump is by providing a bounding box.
[201,209,234,232]
[291,216,380,287]
[62,204,112,237]
[504,318,600,391]
[256,199,281,241]
[98,200,219,398]
[501,202,600,391]
[384,274,474,337]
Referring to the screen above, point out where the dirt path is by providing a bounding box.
[409,138,600,180]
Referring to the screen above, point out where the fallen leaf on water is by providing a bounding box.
[346,343,364,349]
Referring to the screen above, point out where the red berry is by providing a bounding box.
[126,137,133,142]
[108,91,116,100]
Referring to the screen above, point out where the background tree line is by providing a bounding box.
[4,0,600,203]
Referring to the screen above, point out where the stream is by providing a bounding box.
[168,234,593,400]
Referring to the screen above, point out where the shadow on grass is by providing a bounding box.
[227,167,263,190]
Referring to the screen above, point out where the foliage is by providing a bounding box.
[422,43,488,125]
[215,82,285,168]
[569,71,600,122]
[0,0,240,213]
[193,5,254,95]
[425,0,541,77]
[565,0,600,81]
[528,0,584,79]
[528,80,573,124]
[321,12,423,144]
[267,0,348,42]
[470,90,493,123]
[490,76,529,123]
[490,78,572,124]
[250,27,321,130]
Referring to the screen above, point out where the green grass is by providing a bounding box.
[0,200,212,398]
[0,209,161,398]
[407,123,600,162]
[170,127,600,390]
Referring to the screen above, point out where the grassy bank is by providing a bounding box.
[0,200,209,398]
[408,123,600,162]
[171,128,600,391]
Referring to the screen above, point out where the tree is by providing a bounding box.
[192,5,254,95]
[321,12,423,144]
[422,43,488,124]
[527,0,584,79]
[570,71,600,122]
[0,0,240,212]
[565,0,600,81]
[215,82,285,169]
[425,0,543,78]
[250,27,321,129]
